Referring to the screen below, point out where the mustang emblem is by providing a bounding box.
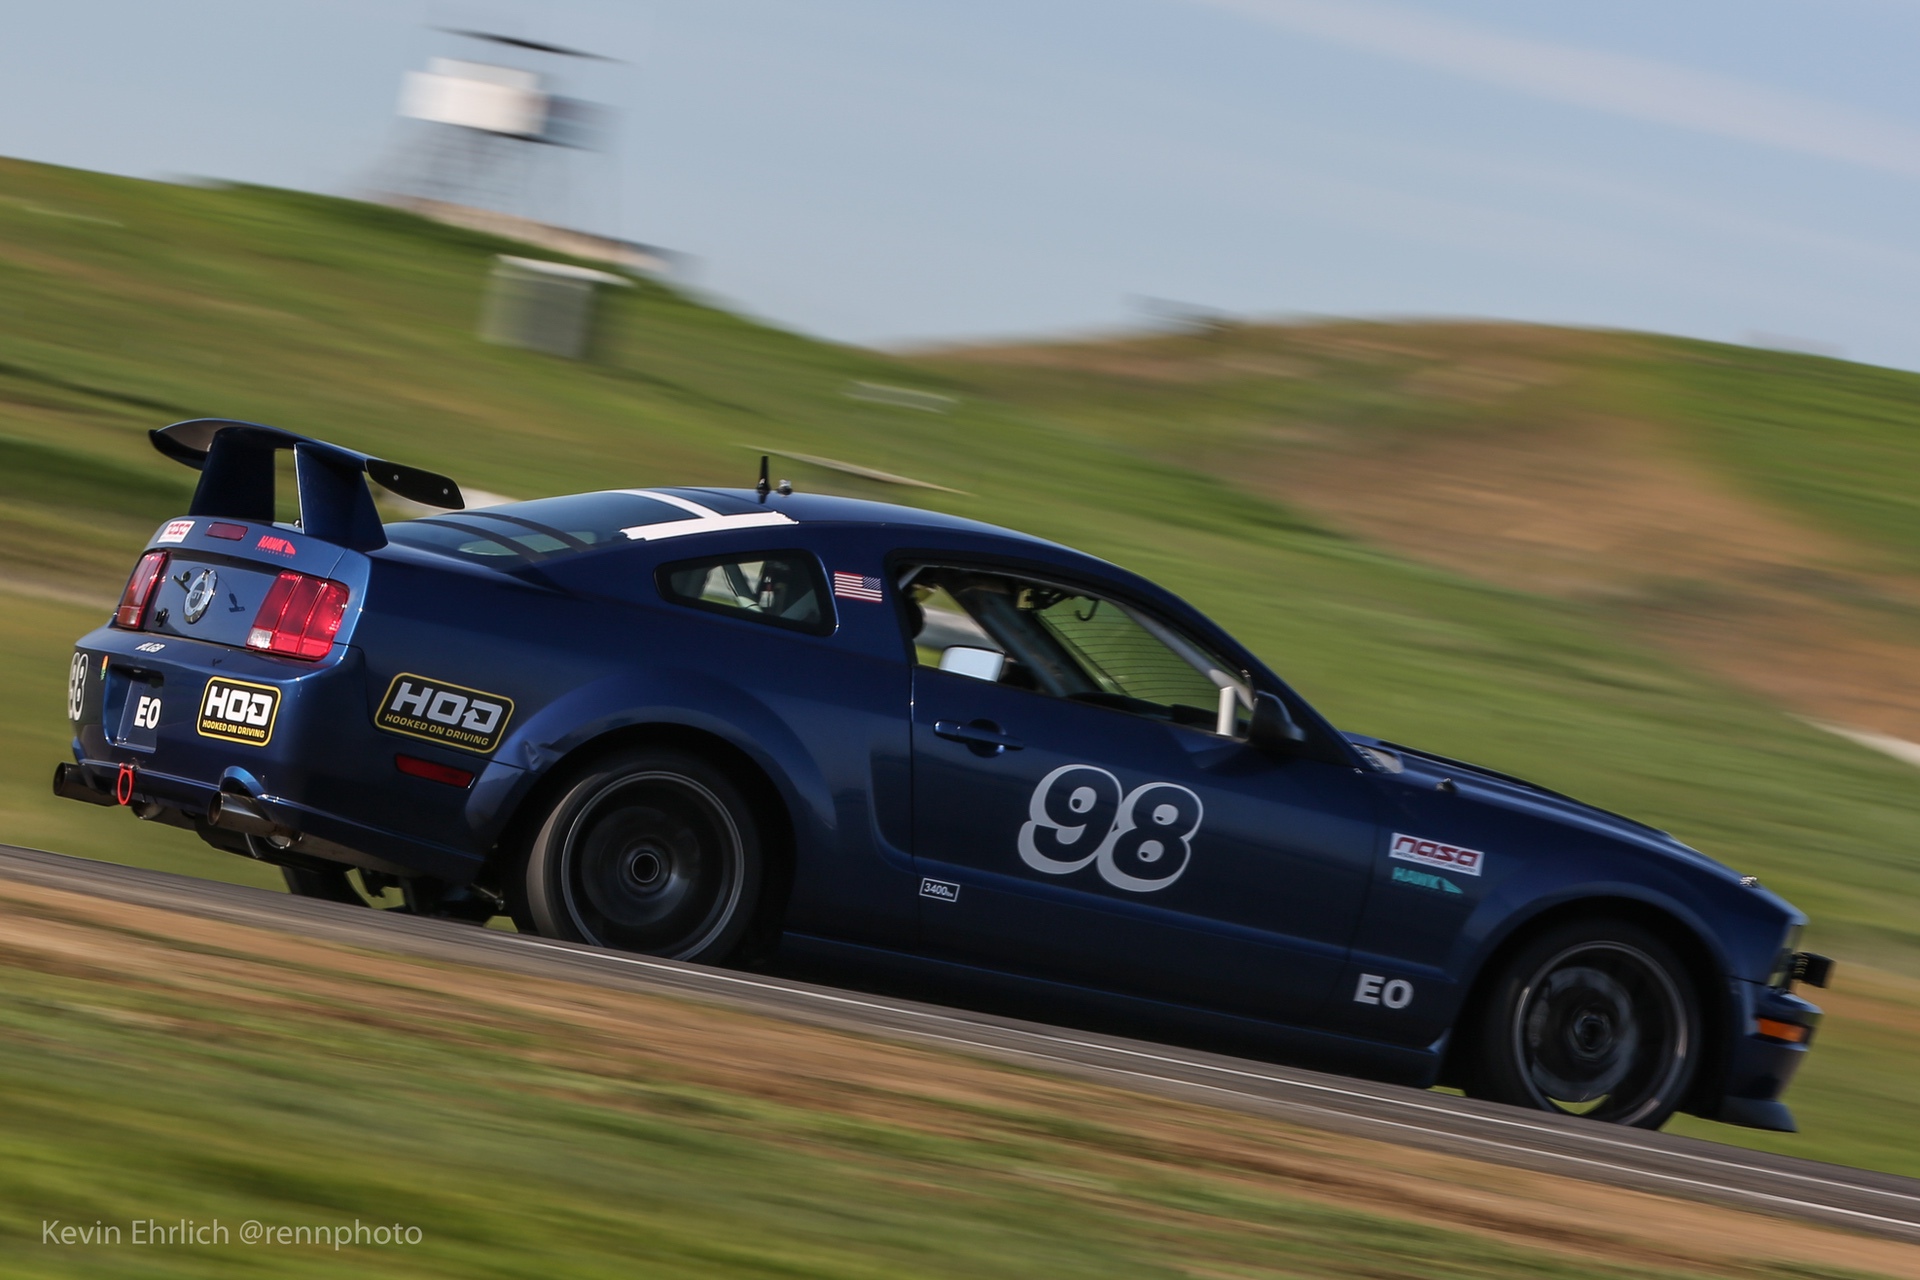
[182,568,219,624]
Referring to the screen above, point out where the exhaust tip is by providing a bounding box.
[207,791,295,841]
[52,762,117,807]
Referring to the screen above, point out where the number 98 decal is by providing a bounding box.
[1018,764,1203,893]
[67,652,88,722]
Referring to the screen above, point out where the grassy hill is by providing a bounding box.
[6,156,1920,1172]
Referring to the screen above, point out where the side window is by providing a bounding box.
[902,565,1249,734]
[657,552,832,634]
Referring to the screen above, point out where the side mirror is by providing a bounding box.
[1249,691,1307,752]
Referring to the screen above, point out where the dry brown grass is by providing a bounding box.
[3,876,1915,1278]
[932,319,1920,746]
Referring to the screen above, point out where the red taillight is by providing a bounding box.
[114,551,168,629]
[247,571,349,660]
[394,754,475,788]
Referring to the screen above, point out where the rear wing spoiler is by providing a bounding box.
[151,419,463,552]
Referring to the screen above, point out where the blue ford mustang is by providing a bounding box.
[59,419,1831,1131]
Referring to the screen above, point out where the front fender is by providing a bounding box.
[1453,876,1739,999]
[1346,777,1798,1054]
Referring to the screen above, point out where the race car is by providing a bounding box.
[57,418,1830,1131]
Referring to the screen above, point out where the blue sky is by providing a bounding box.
[8,1,1920,365]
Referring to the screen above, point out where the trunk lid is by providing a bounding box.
[134,518,348,650]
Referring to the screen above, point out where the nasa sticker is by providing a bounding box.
[1388,832,1485,877]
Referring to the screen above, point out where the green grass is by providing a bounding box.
[1636,340,1920,570]
[5,156,1920,1187]
[0,591,278,889]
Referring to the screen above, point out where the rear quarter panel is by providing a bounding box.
[359,526,920,946]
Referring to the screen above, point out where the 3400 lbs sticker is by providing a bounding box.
[375,674,514,754]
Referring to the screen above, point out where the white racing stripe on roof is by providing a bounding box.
[619,489,723,519]
[622,511,797,541]
[616,490,796,541]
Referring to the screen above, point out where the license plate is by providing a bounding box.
[116,685,163,751]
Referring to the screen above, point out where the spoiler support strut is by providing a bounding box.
[150,419,464,552]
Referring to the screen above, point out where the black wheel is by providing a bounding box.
[511,748,762,962]
[1465,918,1700,1128]
[279,864,368,906]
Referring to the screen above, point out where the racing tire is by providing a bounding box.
[511,748,762,963]
[1464,917,1700,1129]
[280,865,368,906]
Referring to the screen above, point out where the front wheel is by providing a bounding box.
[1465,918,1700,1128]
[510,748,762,963]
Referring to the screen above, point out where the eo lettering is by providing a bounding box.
[1354,973,1414,1009]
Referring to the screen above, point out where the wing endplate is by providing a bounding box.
[149,419,465,551]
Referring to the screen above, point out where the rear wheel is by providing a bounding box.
[510,748,762,962]
[1465,918,1700,1128]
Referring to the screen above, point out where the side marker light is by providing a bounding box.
[1755,1018,1810,1044]
[394,754,474,788]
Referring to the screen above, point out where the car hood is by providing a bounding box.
[1343,732,1737,880]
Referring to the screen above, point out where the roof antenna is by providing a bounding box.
[754,454,794,502]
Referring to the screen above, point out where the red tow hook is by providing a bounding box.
[115,762,136,806]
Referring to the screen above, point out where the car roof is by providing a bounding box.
[385,482,1293,703]
[440,484,1155,584]
[657,487,1052,542]
[389,483,1111,574]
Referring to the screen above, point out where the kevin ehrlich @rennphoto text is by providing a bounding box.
[43,1219,227,1245]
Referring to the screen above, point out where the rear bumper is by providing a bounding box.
[62,627,508,883]
[56,755,485,881]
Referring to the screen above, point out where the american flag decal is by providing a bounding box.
[833,571,885,602]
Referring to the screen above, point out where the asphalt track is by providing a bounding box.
[4,845,1918,1243]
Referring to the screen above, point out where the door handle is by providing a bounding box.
[933,719,1025,756]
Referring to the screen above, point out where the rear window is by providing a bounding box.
[385,492,697,563]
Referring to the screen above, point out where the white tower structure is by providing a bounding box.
[375,31,662,271]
